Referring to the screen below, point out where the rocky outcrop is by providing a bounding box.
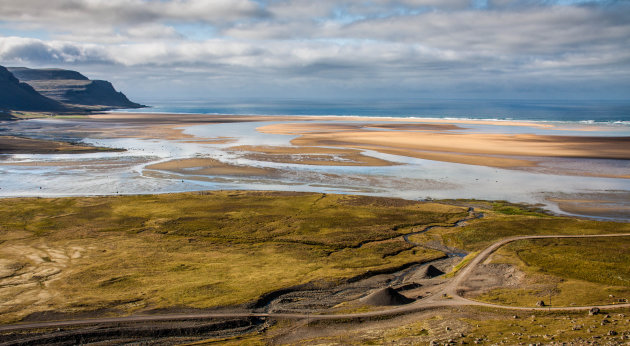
[66,80,144,108]
[0,66,67,112]
[8,67,145,109]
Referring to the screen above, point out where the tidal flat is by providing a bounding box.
[0,113,629,344]
[0,113,629,220]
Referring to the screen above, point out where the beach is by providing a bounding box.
[1,112,628,220]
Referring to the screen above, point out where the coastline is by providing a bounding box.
[1,112,628,220]
[91,112,630,177]
[0,135,124,154]
[110,97,630,125]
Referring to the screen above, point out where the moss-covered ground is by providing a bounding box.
[0,191,462,323]
[1,191,628,345]
[475,237,630,307]
[230,307,629,345]
[433,201,630,251]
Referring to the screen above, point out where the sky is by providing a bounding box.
[0,0,629,101]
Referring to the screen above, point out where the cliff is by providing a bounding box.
[8,67,145,109]
[0,66,68,112]
[8,67,89,81]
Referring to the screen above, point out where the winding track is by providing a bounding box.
[1,233,629,333]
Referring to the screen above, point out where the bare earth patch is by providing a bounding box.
[258,122,630,175]
[228,145,396,166]
[0,244,87,321]
[145,158,280,177]
[547,191,630,219]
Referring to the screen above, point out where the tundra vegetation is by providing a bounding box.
[0,191,461,323]
[0,192,628,344]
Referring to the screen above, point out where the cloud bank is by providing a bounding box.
[0,0,628,99]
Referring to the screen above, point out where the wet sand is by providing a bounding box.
[90,112,554,128]
[2,112,629,220]
[85,113,630,173]
[0,136,121,154]
[145,158,280,177]
[91,113,630,171]
[546,192,630,219]
[257,122,630,173]
[253,122,463,135]
[228,145,396,166]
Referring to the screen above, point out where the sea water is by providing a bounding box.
[1,100,629,220]
[123,98,630,124]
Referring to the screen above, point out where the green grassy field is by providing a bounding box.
[435,202,630,251]
[0,191,462,323]
[460,309,630,345]
[1,191,629,333]
[474,237,630,307]
[233,307,629,345]
[8,111,90,119]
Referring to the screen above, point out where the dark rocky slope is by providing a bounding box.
[0,66,68,112]
[8,67,145,109]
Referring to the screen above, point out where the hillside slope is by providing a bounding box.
[8,67,145,109]
[0,66,67,112]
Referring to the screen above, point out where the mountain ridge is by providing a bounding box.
[7,66,145,111]
[0,66,69,112]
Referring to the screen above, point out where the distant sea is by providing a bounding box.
[124,98,630,124]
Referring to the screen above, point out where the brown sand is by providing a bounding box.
[0,136,120,154]
[86,114,630,176]
[256,123,630,169]
[92,112,556,129]
[547,192,630,219]
[145,158,279,177]
[228,145,396,166]
[11,112,625,176]
[71,123,234,142]
[254,122,462,135]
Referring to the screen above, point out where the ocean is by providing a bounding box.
[3,98,629,220]
[125,98,630,124]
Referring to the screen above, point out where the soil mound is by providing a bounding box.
[419,265,445,278]
[362,287,414,306]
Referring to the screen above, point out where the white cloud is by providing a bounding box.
[0,36,107,64]
[125,24,183,40]
[0,0,628,98]
[0,0,267,37]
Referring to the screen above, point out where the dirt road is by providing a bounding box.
[1,233,629,333]
[429,232,630,310]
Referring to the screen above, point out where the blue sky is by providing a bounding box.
[0,0,628,100]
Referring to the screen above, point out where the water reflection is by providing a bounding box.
[0,118,628,221]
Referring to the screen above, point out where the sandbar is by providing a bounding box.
[228,145,396,166]
[6,112,629,179]
[546,192,630,219]
[257,123,630,172]
[0,136,121,154]
[90,112,556,129]
[145,158,279,177]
